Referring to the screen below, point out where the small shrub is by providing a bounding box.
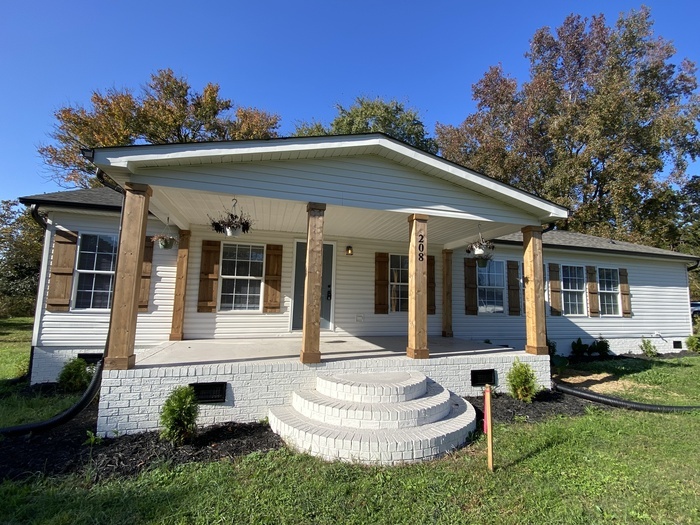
[506,358,538,403]
[547,338,557,357]
[640,338,659,358]
[160,385,199,445]
[58,357,93,393]
[589,338,611,357]
[686,335,700,354]
[570,337,589,358]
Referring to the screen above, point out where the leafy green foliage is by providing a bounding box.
[436,7,700,252]
[0,201,44,318]
[589,338,611,357]
[160,385,199,445]
[294,96,438,154]
[506,358,538,403]
[686,335,700,353]
[57,358,94,393]
[39,69,281,188]
[640,338,659,357]
[570,337,589,357]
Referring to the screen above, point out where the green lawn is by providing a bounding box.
[570,355,700,406]
[0,317,79,427]
[1,322,699,524]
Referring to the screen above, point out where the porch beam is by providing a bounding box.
[105,183,152,370]
[169,230,190,341]
[442,249,453,337]
[522,225,548,355]
[301,202,326,364]
[407,214,429,359]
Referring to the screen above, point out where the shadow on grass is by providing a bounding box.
[0,318,34,339]
[567,355,693,380]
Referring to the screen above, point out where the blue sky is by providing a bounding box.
[1,0,699,203]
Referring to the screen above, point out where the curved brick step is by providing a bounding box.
[269,393,476,465]
[292,380,452,429]
[315,371,427,403]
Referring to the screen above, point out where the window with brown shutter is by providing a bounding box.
[464,258,478,315]
[197,240,221,313]
[46,229,78,312]
[548,263,562,316]
[427,255,436,315]
[619,268,632,317]
[263,244,283,313]
[138,237,154,312]
[374,253,389,314]
[586,265,600,317]
[507,260,521,316]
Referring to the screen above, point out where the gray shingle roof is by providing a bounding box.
[19,187,123,210]
[496,230,699,262]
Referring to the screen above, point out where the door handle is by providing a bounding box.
[326,285,332,300]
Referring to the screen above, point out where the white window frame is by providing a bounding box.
[477,259,506,314]
[72,232,118,311]
[561,264,586,316]
[598,267,621,316]
[389,254,409,313]
[219,242,266,313]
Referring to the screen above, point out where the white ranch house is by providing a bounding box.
[20,134,699,451]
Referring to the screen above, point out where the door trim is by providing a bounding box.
[290,239,336,332]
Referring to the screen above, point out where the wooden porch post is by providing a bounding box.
[407,214,429,359]
[169,230,190,341]
[442,249,453,337]
[300,202,326,364]
[522,225,548,355]
[105,183,152,370]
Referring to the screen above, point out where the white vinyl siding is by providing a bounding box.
[598,268,621,316]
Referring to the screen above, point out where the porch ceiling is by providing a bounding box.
[147,187,527,247]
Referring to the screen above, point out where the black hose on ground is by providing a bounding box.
[0,359,104,437]
[553,380,700,413]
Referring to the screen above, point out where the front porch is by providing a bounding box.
[97,337,551,437]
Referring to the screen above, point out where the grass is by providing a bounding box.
[1,409,699,524]
[0,317,79,427]
[571,355,700,406]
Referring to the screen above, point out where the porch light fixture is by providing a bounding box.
[346,245,354,256]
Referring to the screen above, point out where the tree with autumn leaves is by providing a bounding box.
[435,7,700,252]
[39,69,281,189]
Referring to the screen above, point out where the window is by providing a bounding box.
[74,234,117,309]
[478,260,505,314]
[561,265,585,315]
[389,254,408,312]
[220,244,264,311]
[598,268,620,316]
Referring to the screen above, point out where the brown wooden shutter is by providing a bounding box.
[507,260,521,316]
[427,255,436,315]
[138,237,154,312]
[464,258,478,315]
[197,240,221,313]
[46,229,78,312]
[375,252,389,314]
[586,265,600,317]
[263,244,283,313]
[619,268,632,318]
[548,263,562,316]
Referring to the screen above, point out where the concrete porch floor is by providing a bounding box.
[137,336,525,367]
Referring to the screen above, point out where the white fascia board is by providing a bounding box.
[92,135,569,222]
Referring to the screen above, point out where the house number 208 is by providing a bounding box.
[418,233,425,262]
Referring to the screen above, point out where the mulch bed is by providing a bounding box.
[0,386,606,482]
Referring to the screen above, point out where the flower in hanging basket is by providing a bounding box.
[465,238,495,256]
[151,234,179,249]
[209,210,253,236]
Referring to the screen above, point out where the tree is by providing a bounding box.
[40,69,281,188]
[295,97,438,154]
[436,7,700,244]
[0,200,44,317]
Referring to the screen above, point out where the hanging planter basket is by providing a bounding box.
[151,218,179,249]
[466,231,495,267]
[209,198,253,237]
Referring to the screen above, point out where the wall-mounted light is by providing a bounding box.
[345,245,353,256]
